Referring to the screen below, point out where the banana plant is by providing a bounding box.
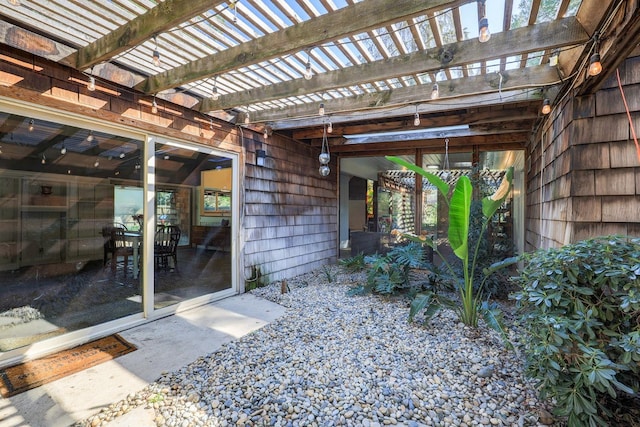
[386,156,514,347]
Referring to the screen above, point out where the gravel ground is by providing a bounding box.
[79,265,553,427]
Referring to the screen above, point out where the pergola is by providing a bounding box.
[1,0,635,171]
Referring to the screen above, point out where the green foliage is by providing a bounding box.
[245,265,267,291]
[321,265,335,283]
[512,236,640,426]
[347,242,432,296]
[339,253,366,272]
[386,155,514,345]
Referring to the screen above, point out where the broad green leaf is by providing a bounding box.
[409,292,432,322]
[449,176,472,260]
[386,156,450,202]
[482,166,513,218]
[481,304,514,349]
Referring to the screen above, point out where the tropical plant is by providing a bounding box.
[511,236,640,426]
[346,242,432,296]
[386,156,513,345]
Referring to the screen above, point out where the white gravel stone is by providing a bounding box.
[75,266,546,427]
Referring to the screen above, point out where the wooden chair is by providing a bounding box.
[110,226,134,275]
[102,223,128,266]
[154,225,181,271]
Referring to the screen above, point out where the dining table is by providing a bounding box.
[123,231,142,278]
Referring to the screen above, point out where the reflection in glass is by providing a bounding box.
[0,112,143,353]
[153,142,233,308]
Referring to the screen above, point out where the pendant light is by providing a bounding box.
[541,99,551,115]
[212,77,220,100]
[413,105,420,127]
[478,0,490,43]
[152,35,161,67]
[319,123,330,176]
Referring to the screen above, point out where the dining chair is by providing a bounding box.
[154,225,181,271]
[102,223,128,266]
[110,226,134,275]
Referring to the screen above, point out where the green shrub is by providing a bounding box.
[512,236,640,426]
[347,242,432,296]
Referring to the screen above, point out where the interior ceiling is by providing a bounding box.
[0,0,638,179]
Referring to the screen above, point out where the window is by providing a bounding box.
[203,190,231,214]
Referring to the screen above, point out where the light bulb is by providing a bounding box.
[414,112,420,127]
[94,159,100,168]
[319,165,330,176]
[431,83,439,100]
[152,49,161,67]
[87,76,95,91]
[541,99,551,115]
[327,121,333,133]
[29,119,34,132]
[303,62,312,80]
[319,152,330,165]
[549,50,559,66]
[87,131,94,142]
[319,103,325,116]
[212,86,220,101]
[244,112,250,124]
[119,152,125,159]
[478,17,490,43]
[152,98,158,114]
[41,154,46,164]
[588,53,602,76]
[60,145,67,155]
[164,154,170,160]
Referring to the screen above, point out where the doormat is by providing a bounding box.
[0,334,136,398]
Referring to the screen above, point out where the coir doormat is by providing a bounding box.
[0,334,136,398]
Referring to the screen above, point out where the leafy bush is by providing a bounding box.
[512,236,640,426]
[347,242,432,296]
[338,253,366,272]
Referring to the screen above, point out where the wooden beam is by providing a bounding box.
[70,0,227,70]
[335,141,527,156]
[291,106,538,139]
[578,1,640,95]
[255,66,553,124]
[200,16,588,112]
[136,0,474,93]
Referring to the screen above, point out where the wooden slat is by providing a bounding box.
[252,65,556,123]
[70,0,228,70]
[199,16,588,112]
[136,0,475,93]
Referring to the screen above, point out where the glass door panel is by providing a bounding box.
[153,142,233,308]
[0,112,143,353]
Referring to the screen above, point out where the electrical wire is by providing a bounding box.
[616,68,640,163]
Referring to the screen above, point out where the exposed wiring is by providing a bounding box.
[616,68,640,163]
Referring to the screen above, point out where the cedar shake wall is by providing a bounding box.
[0,46,338,287]
[526,55,640,250]
[243,134,338,283]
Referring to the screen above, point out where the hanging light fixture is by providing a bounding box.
[319,123,331,176]
[431,83,440,100]
[29,119,34,132]
[119,150,126,159]
[86,130,94,142]
[442,138,451,181]
[212,77,220,101]
[541,99,551,115]
[413,105,421,127]
[318,103,325,116]
[151,96,158,114]
[94,158,100,168]
[303,50,313,80]
[478,0,490,43]
[41,153,46,164]
[588,32,602,77]
[588,53,602,77]
[152,35,161,67]
[87,75,96,91]
[60,143,67,155]
[244,110,250,124]
[327,120,333,134]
